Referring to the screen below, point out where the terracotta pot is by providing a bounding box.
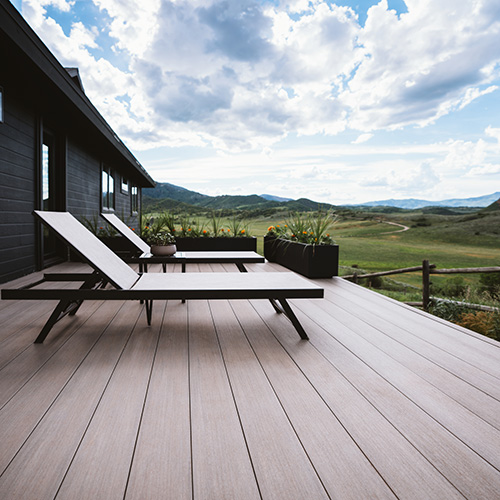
[151,244,177,256]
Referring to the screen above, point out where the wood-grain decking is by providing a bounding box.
[1,261,499,499]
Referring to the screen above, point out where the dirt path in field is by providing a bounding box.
[380,221,410,234]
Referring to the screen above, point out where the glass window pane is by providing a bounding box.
[109,171,114,209]
[42,144,50,209]
[102,169,108,208]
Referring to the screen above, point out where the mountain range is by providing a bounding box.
[143,183,500,212]
[355,192,500,209]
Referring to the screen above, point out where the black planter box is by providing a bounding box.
[264,236,339,278]
[175,237,257,252]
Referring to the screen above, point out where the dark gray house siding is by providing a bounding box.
[0,0,155,284]
[0,81,38,283]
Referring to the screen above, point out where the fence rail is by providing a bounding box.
[343,261,500,311]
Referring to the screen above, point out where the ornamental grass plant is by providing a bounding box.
[143,211,253,238]
[267,211,337,245]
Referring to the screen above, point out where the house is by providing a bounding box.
[0,0,155,284]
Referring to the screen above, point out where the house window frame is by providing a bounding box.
[101,166,115,211]
[121,176,129,194]
[131,185,139,215]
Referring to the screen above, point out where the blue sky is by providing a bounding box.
[12,0,500,203]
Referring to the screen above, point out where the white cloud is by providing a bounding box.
[485,126,500,142]
[360,162,441,195]
[352,133,373,144]
[20,0,500,158]
[467,164,500,176]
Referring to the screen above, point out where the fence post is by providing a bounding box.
[422,260,430,311]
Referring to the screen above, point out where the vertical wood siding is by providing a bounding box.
[0,91,37,283]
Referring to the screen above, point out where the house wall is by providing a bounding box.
[0,87,37,283]
[0,95,142,284]
[66,138,141,231]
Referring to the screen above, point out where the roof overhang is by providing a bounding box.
[0,0,156,188]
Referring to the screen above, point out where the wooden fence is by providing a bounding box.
[343,261,500,311]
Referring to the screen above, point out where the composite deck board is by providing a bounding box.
[230,299,397,499]
[55,303,164,499]
[0,300,143,499]
[1,261,500,499]
[323,283,500,400]
[0,299,103,407]
[210,299,330,500]
[188,298,261,499]
[0,299,127,474]
[249,300,466,499]
[329,278,500,371]
[266,300,500,499]
[318,287,500,427]
[290,298,500,471]
[125,300,192,500]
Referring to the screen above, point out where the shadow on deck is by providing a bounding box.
[1,261,500,499]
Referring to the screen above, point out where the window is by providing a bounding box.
[42,144,50,209]
[131,185,138,214]
[102,167,115,210]
[121,176,129,193]
[0,87,3,123]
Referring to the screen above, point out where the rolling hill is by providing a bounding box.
[143,183,335,213]
[143,182,499,213]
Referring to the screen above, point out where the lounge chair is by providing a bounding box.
[100,212,264,273]
[1,211,324,343]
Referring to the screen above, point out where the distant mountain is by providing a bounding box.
[144,182,498,213]
[481,197,500,212]
[260,194,293,202]
[357,192,500,209]
[143,182,209,205]
[143,182,334,213]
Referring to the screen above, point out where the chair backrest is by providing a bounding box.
[100,213,150,254]
[34,211,139,290]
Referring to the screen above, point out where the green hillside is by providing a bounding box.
[143,182,337,214]
[481,197,500,212]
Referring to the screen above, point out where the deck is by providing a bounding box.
[1,260,500,499]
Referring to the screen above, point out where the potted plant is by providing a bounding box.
[264,212,339,279]
[147,232,177,256]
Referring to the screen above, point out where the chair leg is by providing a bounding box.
[34,272,103,343]
[34,300,71,343]
[269,298,284,314]
[145,300,153,325]
[277,298,309,340]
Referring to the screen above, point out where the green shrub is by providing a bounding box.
[431,276,467,298]
[428,300,464,323]
[479,273,500,299]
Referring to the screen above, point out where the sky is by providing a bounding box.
[11,0,500,204]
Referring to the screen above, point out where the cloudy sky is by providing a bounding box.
[12,0,500,203]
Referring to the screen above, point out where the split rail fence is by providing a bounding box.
[342,261,500,312]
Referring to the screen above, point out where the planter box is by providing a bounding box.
[264,236,339,278]
[175,237,257,252]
